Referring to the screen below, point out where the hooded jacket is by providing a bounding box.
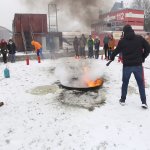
[31,41,42,51]
[111,25,150,66]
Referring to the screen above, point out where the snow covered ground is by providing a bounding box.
[0,56,150,150]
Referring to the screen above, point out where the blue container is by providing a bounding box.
[4,68,10,78]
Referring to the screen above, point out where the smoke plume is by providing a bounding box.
[22,0,113,31]
[55,59,105,87]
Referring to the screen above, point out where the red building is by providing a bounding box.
[91,3,145,46]
[13,14,48,52]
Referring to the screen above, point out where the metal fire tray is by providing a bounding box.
[60,83,103,91]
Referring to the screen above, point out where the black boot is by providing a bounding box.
[119,99,125,106]
[0,102,4,107]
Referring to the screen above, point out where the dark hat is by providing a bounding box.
[9,39,13,42]
[123,24,133,33]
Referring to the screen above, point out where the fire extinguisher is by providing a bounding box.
[26,55,29,65]
[38,56,41,63]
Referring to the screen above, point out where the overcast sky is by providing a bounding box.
[0,0,132,31]
[0,0,25,30]
[0,0,48,31]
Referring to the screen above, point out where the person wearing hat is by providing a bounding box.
[110,24,150,109]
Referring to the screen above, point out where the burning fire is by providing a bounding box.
[82,66,103,88]
[86,79,103,87]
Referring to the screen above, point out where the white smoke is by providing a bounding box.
[55,58,105,87]
[21,0,113,31]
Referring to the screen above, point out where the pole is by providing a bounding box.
[55,4,58,32]
[48,3,50,32]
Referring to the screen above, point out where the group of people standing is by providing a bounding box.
[73,34,86,59]
[73,34,100,59]
[0,39,16,63]
[73,33,116,60]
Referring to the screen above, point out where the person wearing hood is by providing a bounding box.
[110,24,150,109]
[31,40,42,57]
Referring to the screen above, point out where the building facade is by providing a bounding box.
[91,2,145,46]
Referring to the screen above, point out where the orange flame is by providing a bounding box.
[86,79,103,87]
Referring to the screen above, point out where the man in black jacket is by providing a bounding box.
[110,24,150,109]
[7,39,16,63]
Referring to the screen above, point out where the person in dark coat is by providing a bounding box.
[110,24,150,109]
[0,39,8,63]
[73,36,79,58]
[87,35,94,58]
[7,39,16,63]
[94,36,100,59]
[79,34,86,58]
[103,34,109,60]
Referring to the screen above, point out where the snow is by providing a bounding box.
[0,56,150,150]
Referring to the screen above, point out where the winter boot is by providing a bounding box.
[119,99,126,106]
[141,103,148,109]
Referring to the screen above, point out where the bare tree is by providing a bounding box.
[131,0,150,31]
[131,0,142,9]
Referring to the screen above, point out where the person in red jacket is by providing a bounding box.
[0,39,8,63]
